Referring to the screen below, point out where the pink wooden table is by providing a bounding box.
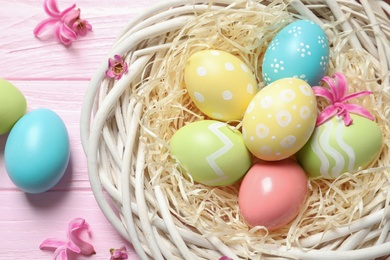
[0,0,160,258]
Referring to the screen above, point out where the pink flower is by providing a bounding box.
[34,0,92,46]
[109,246,129,260]
[106,55,129,80]
[72,19,92,37]
[39,218,96,260]
[219,257,233,260]
[313,72,374,126]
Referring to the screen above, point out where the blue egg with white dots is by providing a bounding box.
[262,20,329,86]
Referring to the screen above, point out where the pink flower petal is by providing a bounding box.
[66,240,81,254]
[43,0,61,18]
[62,8,80,28]
[59,24,78,40]
[43,0,76,19]
[39,238,67,250]
[106,70,116,78]
[33,18,58,36]
[341,90,372,103]
[122,62,129,74]
[325,75,342,102]
[59,3,77,17]
[55,24,77,46]
[313,86,334,103]
[114,54,123,63]
[342,111,353,126]
[53,246,68,260]
[85,22,92,30]
[121,59,129,73]
[67,218,96,255]
[55,27,72,46]
[316,105,338,126]
[345,103,375,121]
[108,58,117,67]
[333,72,348,99]
[219,257,233,260]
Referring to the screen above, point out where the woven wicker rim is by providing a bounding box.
[81,0,390,259]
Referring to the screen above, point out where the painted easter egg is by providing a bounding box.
[262,20,329,86]
[242,78,317,161]
[296,114,383,179]
[5,108,70,193]
[170,120,252,186]
[238,159,308,230]
[0,78,27,135]
[184,50,258,121]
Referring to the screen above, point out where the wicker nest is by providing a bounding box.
[81,0,390,259]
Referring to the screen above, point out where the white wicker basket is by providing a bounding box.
[81,0,390,259]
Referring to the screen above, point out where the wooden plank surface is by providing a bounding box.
[0,0,161,258]
[4,1,389,259]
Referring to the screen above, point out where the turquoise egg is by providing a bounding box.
[4,108,70,193]
[262,20,330,86]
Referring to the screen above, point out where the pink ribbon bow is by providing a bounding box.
[313,72,374,126]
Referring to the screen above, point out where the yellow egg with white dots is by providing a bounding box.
[242,78,317,161]
[184,50,258,121]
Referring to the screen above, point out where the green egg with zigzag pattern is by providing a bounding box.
[170,120,252,186]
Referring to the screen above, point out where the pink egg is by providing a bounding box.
[238,159,308,230]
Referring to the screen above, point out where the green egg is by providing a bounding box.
[0,79,27,135]
[296,114,383,179]
[170,120,252,186]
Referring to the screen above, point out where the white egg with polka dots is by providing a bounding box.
[184,50,258,121]
[262,20,329,86]
[242,78,317,161]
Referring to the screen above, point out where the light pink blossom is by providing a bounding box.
[34,0,92,46]
[106,55,129,80]
[313,72,374,126]
[72,18,92,37]
[110,246,129,260]
[39,218,96,260]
